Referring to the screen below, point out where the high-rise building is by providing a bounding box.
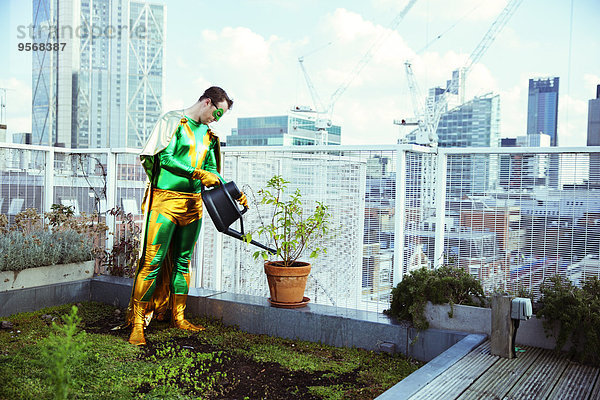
[225,114,341,146]
[31,0,164,148]
[436,93,500,149]
[527,77,559,146]
[405,93,500,148]
[588,85,600,185]
[527,77,560,188]
[406,93,501,196]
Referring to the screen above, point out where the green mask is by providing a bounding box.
[212,107,224,121]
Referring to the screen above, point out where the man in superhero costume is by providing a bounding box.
[127,86,247,345]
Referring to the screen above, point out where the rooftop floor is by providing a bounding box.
[408,341,600,399]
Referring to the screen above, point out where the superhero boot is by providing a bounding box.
[128,299,148,346]
[171,267,205,332]
[171,294,204,331]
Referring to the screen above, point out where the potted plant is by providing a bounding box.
[243,175,331,308]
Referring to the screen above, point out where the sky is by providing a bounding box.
[1,0,599,146]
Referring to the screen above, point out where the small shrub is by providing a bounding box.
[12,208,44,234]
[104,207,140,277]
[56,230,95,264]
[243,175,331,266]
[0,205,104,272]
[537,275,600,365]
[45,204,108,264]
[0,214,9,234]
[41,305,88,400]
[384,265,486,330]
[0,230,92,271]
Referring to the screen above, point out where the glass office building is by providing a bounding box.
[225,115,342,146]
[31,0,164,148]
[527,77,559,146]
[406,93,501,196]
[435,93,500,149]
[526,77,560,187]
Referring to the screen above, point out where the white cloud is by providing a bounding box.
[160,3,593,147]
[558,94,588,147]
[295,8,426,144]
[497,84,526,137]
[175,56,190,71]
[584,74,600,92]
[328,8,374,43]
[495,26,529,51]
[165,26,303,137]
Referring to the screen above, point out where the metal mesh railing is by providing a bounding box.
[200,148,383,310]
[441,150,600,299]
[2,143,600,307]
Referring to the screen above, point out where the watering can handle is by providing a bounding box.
[201,184,248,214]
[218,184,248,232]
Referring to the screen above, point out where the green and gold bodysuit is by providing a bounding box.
[129,112,224,330]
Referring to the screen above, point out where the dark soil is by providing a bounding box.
[78,307,375,399]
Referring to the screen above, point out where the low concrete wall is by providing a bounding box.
[425,301,565,350]
[90,274,134,308]
[0,260,94,291]
[91,275,467,362]
[0,280,91,317]
[515,316,568,350]
[425,302,491,335]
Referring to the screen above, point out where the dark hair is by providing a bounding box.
[199,86,233,110]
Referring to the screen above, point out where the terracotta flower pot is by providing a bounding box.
[264,261,311,306]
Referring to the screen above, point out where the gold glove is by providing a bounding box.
[237,192,248,208]
[192,169,221,187]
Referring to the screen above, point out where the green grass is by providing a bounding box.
[0,302,421,399]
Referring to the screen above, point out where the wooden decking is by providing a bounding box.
[408,341,600,400]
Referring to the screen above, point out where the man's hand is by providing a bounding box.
[192,169,221,187]
[237,192,248,208]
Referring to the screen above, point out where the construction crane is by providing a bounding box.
[294,0,419,144]
[396,61,437,145]
[397,0,524,146]
[294,55,333,145]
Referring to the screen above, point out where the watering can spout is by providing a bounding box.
[202,181,276,254]
[222,228,277,255]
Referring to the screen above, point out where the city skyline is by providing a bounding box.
[1,0,599,146]
[30,0,164,149]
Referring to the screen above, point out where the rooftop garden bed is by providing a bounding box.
[0,302,421,399]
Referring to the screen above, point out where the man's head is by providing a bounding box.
[198,86,233,124]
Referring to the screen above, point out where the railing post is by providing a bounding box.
[195,224,204,289]
[393,147,406,286]
[44,148,55,214]
[434,150,447,268]
[105,151,117,251]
